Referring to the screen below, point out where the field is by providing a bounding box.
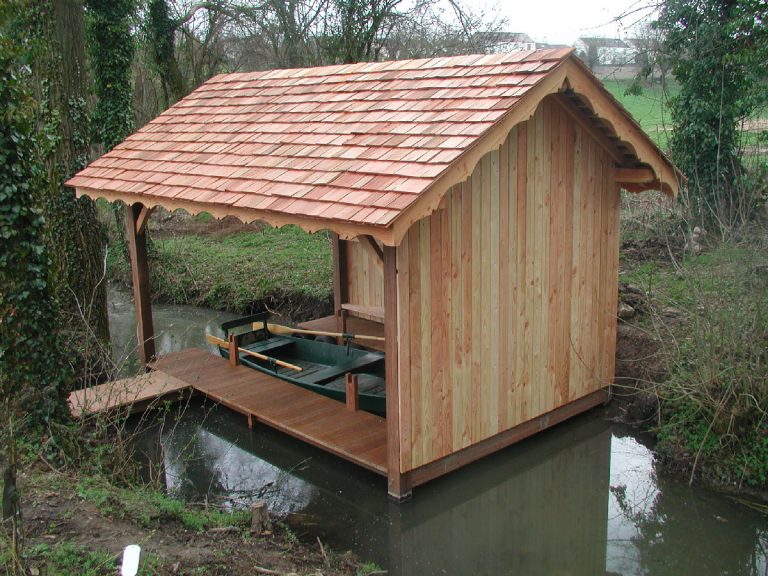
[603,79,676,150]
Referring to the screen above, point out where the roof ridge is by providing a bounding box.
[213,48,574,84]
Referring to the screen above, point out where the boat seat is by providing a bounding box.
[244,337,294,356]
[308,353,384,384]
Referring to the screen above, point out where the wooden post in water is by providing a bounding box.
[331,234,348,337]
[228,333,240,367]
[345,373,359,411]
[384,245,410,500]
[124,203,155,367]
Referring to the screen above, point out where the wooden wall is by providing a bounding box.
[345,239,384,317]
[395,95,621,472]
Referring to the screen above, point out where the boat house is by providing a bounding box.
[67,49,680,499]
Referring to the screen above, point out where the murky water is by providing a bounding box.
[111,287,768,576]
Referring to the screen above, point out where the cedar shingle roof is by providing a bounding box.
[67,48,678,243]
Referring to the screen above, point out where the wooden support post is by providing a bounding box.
[345,373,359,411]
[125,202,155,367]
[331,234,348,334]
[228,333,240,367]
[247,413,253,429]
[384,246,410,500]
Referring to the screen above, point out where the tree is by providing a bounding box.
[85,0,135,152]
[146,0,186,108]
[32,0,111,384]
[655,0,768,230]
[0,0,71,429]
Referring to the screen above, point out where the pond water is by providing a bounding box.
[111,287,768,576]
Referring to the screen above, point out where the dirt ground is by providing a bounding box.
[13,466,362,576]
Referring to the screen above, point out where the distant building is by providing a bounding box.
[474,32,537,53]
[574,37,650,79]
[574,37,636,67]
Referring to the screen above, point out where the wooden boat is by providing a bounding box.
[212,314,387,416]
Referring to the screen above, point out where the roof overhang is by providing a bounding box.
[389,56,681,244]
[70,53,681,247]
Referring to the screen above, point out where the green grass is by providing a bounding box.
[603,79,676,150]
[75,475,251,532]
[21,543,117,576]
[622,239,768,488]
[109,224,333,318]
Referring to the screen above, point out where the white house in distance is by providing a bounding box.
[574,37,647,79]
[476,32,537,53]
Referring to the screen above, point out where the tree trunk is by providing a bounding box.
[36,0,111,385]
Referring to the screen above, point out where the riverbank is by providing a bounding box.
[613,196,768,496]
[4,462,371,576]
[106,211,333,321]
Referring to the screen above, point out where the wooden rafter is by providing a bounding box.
[357,235,384,270]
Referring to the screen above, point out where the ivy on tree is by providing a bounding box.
[0,0,71,431]
[656,0,768,228]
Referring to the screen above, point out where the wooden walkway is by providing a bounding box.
[70,348,387,476]
[68,371,190,417]
[300,315,385,352]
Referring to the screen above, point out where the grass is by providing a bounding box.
[602,79,675,150]
[108,223,333,319]
[74,474,251,531]
[21,543,117,576]
[620,209,768,488]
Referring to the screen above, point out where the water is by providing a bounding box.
[111,287,768,576]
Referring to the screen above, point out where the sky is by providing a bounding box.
[476,0,659,45]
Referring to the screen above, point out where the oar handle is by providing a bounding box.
[206,334,303,372]
[262,322,386,342]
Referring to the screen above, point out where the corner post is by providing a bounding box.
[331,234,348,334]
[124,202,155,366]
[384,245,410,500]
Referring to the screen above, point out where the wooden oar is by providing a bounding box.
[261,322,385,342]
[206,334,303,372]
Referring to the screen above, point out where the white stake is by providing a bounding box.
[121,544,141,576]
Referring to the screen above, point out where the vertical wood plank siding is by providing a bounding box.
[345,239,384,317]
[396,97,620,472]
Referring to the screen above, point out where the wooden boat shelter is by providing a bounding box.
[67,49,680,499]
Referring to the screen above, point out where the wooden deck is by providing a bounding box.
[299,315,385,352]
[68,371,190,417]
[70,348,388,476]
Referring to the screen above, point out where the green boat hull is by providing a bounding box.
[216,317,386,416]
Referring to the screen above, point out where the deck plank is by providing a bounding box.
[68,371,190,417]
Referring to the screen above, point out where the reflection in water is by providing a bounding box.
[150,403,768,576]
[112,291,768,575]
[108,286,238,374]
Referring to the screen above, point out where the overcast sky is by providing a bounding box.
[476,0,658,45]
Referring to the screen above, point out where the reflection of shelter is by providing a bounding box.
[67,49,679,499]
[388,420,612,575]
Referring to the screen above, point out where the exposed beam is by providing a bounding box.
[134,204,153,235]
[614,167,656,184]
[550,94,626,164]
[358,235,384,269]
[125,202,156,367]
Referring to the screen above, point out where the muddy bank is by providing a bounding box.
[13,465,365,576]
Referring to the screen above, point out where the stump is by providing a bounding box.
[251,500,271,534]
